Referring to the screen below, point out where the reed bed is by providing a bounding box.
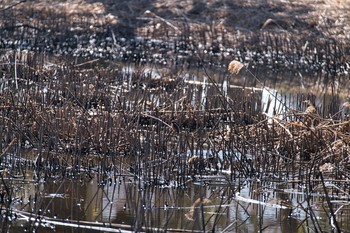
[0,50,350,232]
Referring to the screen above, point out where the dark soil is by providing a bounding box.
[3,0,348,40]
[1,0,349,62]
[0,1,349,93]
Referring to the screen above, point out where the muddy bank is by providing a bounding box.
[0,0,349,75]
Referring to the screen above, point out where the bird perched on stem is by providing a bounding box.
[342,101,350,120]
[303,99,318,127]
[304,100,317,114]
[340,101,350,133]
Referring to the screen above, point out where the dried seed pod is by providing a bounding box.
[228,60,244,76]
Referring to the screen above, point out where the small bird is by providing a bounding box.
[342,101,350,120]
[340,102,350,133]
[303,100,318,127]
[303,100,317,115]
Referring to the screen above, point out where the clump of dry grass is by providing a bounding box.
[228,60,244,76]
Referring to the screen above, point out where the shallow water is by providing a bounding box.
[5,167,350,233]
[0,143,348,233]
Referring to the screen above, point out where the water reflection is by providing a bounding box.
[4,160,350,232]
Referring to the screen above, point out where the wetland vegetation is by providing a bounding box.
[1,0,350,232]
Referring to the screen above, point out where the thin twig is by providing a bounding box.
[0,0,26,12]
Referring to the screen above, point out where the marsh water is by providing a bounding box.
[5,151,350,233]
[2,64,350,233]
